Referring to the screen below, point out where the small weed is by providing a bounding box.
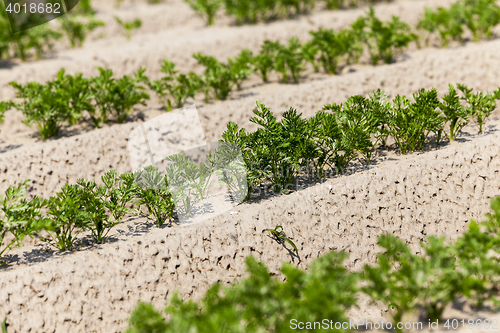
[263,225,299,255]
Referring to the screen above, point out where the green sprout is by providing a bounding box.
[263,225,299,256]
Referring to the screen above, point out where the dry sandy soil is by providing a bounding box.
[1,0,500,332]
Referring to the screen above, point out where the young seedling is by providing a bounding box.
[59,15,105,48]
[357,8,418,65]
[148,60,202,111]
[273,37,305,83]
[309,28,349,74]
[417,4,465,48]
[1,318,6,333]
[439,84,470,141]
[463,0,500,41]
[252,40,280,83]
[220,121,265,200]
[51,69,94,126]
[228,49,254,90]
[223,0,276,24]
[114,16,142,39]
[263,225,299,255]
[41,184,91,251]
[457,83,497,133]
[194,53,237,101]
[9,79,72,139]
[185,0,222,26]
[75,171,138,244]
[77,0,96,15]
[0,181,45,262]
[91,67,150,125]
[0,101,11,128]
[134,166,174,226]
[248,102,305,192]
[386,89,443,154]
[165,152,215,218]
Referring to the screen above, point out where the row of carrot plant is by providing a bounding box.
[187,0,500,33]
[0,6,415,139]
[1,84,498,260]
[0,0,145,61]
[222,84,499,199]
[2,2,497,139]
[186,0,393,25]
[125,195,500,333]
[2,0,498,62]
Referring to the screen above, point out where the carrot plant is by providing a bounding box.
[91,67,150,125]
[331,95,378,163]
[417,3,466,48]
[194,53,237,101]
[463,0,500,41]
[228,49,254,90]
[367,89,392,146]
[354,7,418,65]
[279,0,315,15]
[51,69,94,126]
[185,0,222,26]
[77,0,96,15]
[114,17,142,39]
[9,80,73,139]
[126,250,358,332]
[223,0,274,24]
[251,41,280,83]
[363,235,429,332]
[440,84,470,141]
[220,122,265,200]
[59,15,105,48]
[134,166,174,226]
[210,142,249,203]
[452,219,500,310]
[148,60,202,111]
[0,181,45,262]
[363,234,462,331]
[76,171,138,243]
[308,29,347,74]
[386,89,443,154]
[322,101,373,170]
[165,152,214,218]
[273,37,305,83]
[0,101,10,127]
[249,102,307,192]
[303,110,342,178]
[40,184,91,251]
[457,84,497,133]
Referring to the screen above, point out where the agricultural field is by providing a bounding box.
[2,0,500,332]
